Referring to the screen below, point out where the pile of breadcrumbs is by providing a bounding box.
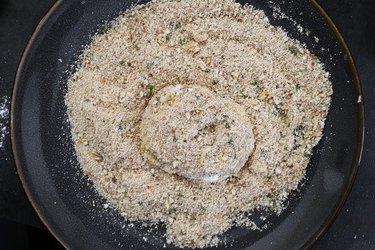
[65,0,332,248]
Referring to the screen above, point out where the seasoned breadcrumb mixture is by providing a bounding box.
[65,0,332,248]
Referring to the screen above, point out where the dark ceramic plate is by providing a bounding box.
[11,0,364,249]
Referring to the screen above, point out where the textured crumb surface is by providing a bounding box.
[65,0,332,248]
[140,84,255,182]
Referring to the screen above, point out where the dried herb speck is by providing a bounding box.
[97,24,109,35]
[289,45,298,56]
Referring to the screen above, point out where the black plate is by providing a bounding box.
[11,0,364,249]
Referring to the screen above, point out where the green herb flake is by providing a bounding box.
[250,80,260,87]
[222,114,231,129]
[175,22,182,29]
[271,199,277,208]
[169,21,182,30]
[289,45,299,56]
[199,205,207,212]
[179,37,187,45]
[294,125,305,138]
[97,25,109,35]
[119,122,126,130]
[119,60,126,65]
[168,207,177,214]
[146,62,154,70]
[212,79,219,85]
[146,85,155,98]
[304,152,312,158]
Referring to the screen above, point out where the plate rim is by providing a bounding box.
[10,0,365,249]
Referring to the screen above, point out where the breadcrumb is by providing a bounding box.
[65,0,332,248]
